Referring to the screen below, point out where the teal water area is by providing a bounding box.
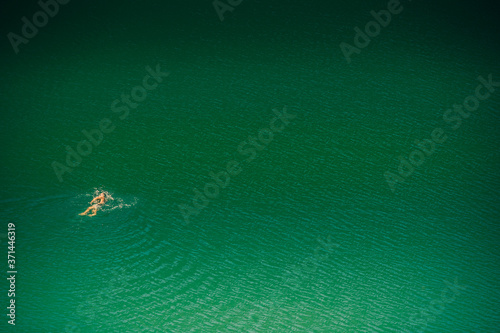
[1,0,500,332]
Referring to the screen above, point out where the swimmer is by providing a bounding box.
[79,192,107,216]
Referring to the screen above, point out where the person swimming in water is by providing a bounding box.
[79,192,107,216]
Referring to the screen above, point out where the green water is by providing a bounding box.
[1,0,500,332]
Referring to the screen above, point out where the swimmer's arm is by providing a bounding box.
[90,197,98,204]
